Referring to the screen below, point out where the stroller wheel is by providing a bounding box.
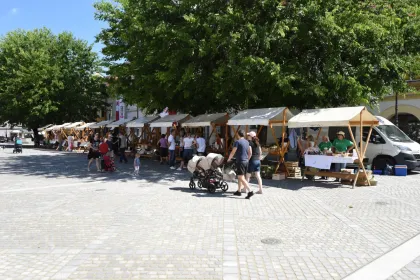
[197,180,203,189]
[189,179,196,189]
[207,184,216,194]
[220,181,229,192]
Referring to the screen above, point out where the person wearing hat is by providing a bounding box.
[332,131,354,180]
[246,131,263,194]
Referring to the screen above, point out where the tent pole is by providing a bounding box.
[362,125,374,158]
[348,124,370,187]
[225,124,229,157]
[360,110,364,159]
[270,125,288,176]
[245,125,248,135]
[315,128,322,146]
[257,125,264,137]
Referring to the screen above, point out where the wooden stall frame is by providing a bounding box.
[302,108,375,188]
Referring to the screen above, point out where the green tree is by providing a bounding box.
[0,28,109,141]
[95,0,420,114]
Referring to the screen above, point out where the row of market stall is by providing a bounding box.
[39,106,379,187]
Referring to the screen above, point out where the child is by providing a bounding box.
[103,151,116,172]
[134,153,141,175]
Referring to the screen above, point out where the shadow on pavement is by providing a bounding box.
[0,150,191,184]
[1,149,358,190]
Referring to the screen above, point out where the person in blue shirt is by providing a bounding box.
[227,129,254,199]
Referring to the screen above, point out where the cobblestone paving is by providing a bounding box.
[1,148,420,279]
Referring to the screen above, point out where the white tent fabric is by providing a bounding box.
[288,106,379,128]
[182,113,229,128]
[149,114,190,128]
[45,123,71,131]
[75,123,96,130]
[126,116,160,128]
[89,120,113,128]
[227,107,293,126]
[63,122,84,129]
[106,119,132,128]
[38,124,53,132]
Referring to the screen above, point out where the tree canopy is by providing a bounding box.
[0,28,108,132]
[95,0,420,114]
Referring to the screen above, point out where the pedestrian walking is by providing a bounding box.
[227,129,253,199]
[87,133,101,172]
[133,153,141,175]
[195,133,206,156]
[158,134,168,164]
[168,129,176,169]
[246,131,263,194]
[178,131,194,170]
[118,132,128,163]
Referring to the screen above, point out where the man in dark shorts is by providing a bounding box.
[227,130,254,199]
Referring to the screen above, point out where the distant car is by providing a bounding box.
[0,136,6,143]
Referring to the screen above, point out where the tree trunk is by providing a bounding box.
[32,128,40,147]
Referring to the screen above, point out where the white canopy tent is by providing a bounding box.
[228,107,294,126]
[89,120,113,129]
[288,106,379,188]
[63,122,84,129]
[38,124,53,132]
[182,113,229,128]
[126,116,160,128]
[106,119,133,129]
[75,123,96,130]
[45,123,71,131]
[288,106,379,128]
[149,114,190,128]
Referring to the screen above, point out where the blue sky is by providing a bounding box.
[0,0,107,54]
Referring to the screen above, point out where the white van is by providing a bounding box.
[357,116,420,171]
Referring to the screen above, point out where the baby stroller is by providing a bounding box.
[102,155,116,172]
[187,153,229,193]
[13,138,23,153]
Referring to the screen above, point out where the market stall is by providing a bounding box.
[89,120,114,135]
[126,116,160,143]
[288,106,379,188]
[150,114,190,160]
[74,122,96,152]
[227,107,294,174]
[63,122,84,139]
[182,113,230,156]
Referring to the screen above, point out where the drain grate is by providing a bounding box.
[261,238,281,245]
[375,201,388,205]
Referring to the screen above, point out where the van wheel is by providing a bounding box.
[373,156,396,170]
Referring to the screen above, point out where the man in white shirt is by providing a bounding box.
[178,131,194,170]
[168,129,177,169]
[195,133,206,156]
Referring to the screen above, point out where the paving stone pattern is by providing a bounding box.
[0,149,420,279]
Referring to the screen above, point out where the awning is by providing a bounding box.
[75,123,96,130]
[149,114,190,128]
[227,107,293,126]
[38,124,53,131]
[45,123,72,131]
[89,120,114,128]
[63,122,84,129]
[106,119,132,128]
[182,113,229,128]
[288,106,379,128]
[126,116,160,128]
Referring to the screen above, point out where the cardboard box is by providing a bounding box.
[272,173,286,180]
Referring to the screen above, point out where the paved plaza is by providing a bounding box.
[1,149,420,280]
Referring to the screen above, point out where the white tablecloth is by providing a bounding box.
[304,155,357,169]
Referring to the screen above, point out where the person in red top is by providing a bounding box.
[99,137,109,155]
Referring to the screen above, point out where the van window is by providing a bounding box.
[376,125,412,143]
[362,127,384,143]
